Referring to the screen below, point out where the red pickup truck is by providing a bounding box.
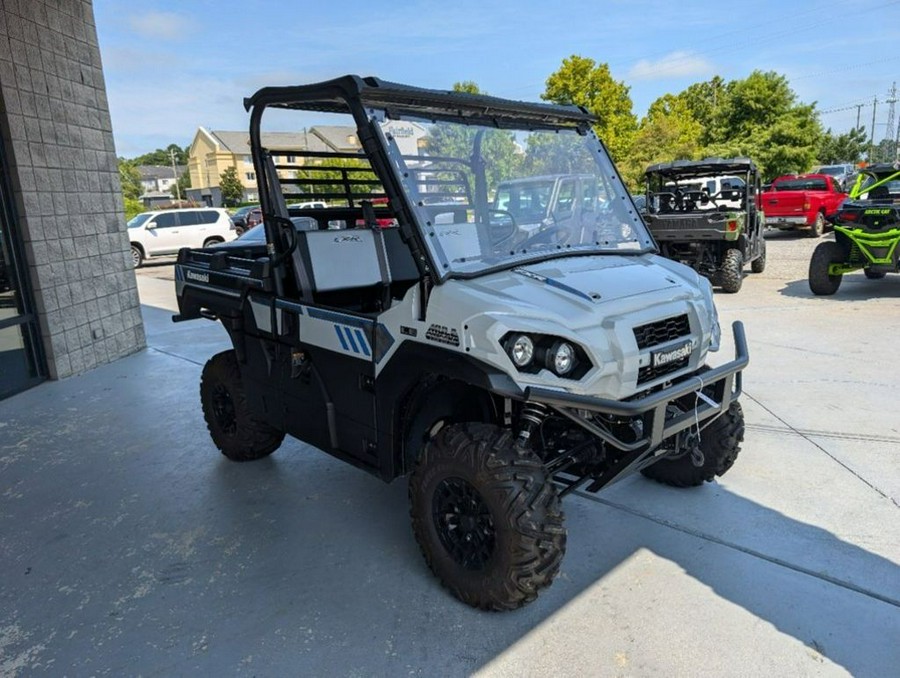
[760,174,846,237]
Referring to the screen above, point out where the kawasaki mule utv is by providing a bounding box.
[173,75,749,610]
[809,162,900,295]
[642,158,767,293]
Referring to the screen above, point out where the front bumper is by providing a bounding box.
[510,321,750,452]
[504,321,748,491]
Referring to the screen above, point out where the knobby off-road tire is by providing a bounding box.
[408,423,566,611]
[200,350,284,461]
[808,241,844,295]
[864,269,887,280]
[719,248,744,293]
[807,212,826,238]
[641,401,745,488]
[750,236,767,274]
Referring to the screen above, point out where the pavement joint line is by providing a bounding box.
[572,489,900,610]
[147,346,205,367]
[743,391,900,509]
[746,423,900,445]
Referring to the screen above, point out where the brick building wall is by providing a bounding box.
[0,0,144,379]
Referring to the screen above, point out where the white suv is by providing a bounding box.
[127,208,236,267]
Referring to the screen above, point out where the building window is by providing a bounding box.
[246,172,255,181]
[286,155,296,163]
[244,155,252,164]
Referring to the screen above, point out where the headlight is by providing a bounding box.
[547,341,577,375]
[500,332,591,378]
[507,334,534,367]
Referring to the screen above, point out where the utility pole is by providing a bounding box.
[169,148,181,202]
[856,104,863,130]
[886,83,898,163]
[869,96,878,163]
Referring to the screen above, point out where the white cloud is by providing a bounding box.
[128,12,186,41]
[628,51,714,80]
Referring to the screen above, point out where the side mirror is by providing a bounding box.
[145,221,157,230]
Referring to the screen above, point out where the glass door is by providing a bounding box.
[0,136,46,399]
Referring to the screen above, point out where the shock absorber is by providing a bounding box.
[516,402,550,451]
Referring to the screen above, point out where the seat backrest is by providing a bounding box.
[293,229,382,294]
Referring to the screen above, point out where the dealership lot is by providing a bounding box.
[1,231,897,676]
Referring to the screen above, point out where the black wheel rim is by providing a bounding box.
[211,383,238,435]
[432,477,495,570]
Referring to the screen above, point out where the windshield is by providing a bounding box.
[818,166,844,176]
[127,213,152,228]
[377,116,650,277]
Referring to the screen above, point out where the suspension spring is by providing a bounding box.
[516,402,550,450]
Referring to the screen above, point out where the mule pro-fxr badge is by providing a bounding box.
[652,341,692,367]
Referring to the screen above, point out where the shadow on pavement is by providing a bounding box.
[1,346,897,675]
[780,276,900,300]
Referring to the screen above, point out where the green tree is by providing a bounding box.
[817,127,867,164]
[542,55,637,161]
[294,157,379,199]
[123,197,143,221]
[173,169,192,200]
[699,71,822,180]
[117,158,142,200]
[676,76,726,145]
[423,81,523,192]
[134,143,189,166]
[620,95,704,189]
[219,166,245,206]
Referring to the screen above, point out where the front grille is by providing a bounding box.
[633,314,690,350]
[638,355,690,385]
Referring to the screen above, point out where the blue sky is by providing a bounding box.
[94,0,900,158]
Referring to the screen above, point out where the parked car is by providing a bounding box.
[759,174,846,237]
[229,204,260,236]
[812,163,856,191]
[127,208,236,267]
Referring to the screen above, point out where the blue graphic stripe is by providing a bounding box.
[334,325,350,350]
[354,328,371,356]
[344,326,360,353]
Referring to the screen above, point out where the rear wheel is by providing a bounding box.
[409,423,566,610]
[750,237,767,274]
[864,269,887,280]
[200,350,284,461]
[203,237,223,248]
[719,249,743,293]
[808,241,844,295]
[642,402,744,487]
[807,212,825,238]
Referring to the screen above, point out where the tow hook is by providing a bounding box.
[685,433,705,467]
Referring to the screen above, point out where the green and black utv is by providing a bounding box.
[808,163,900,295]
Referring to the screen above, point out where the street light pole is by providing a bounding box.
[169,148,181,202]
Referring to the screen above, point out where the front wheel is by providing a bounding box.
[409,423,566,610]
[808,241,844,295]
[200,350,284,461]
[641,401,745,487]
[719,248,744,293]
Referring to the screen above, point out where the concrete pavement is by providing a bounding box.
[0,233,898,676]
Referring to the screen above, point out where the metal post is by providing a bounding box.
[869,97,878,162]
[169,149,181,202]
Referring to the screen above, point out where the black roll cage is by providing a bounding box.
[244,75,596,296]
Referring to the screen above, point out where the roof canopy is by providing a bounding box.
[244,75,595,131]
[644,157,757,178]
